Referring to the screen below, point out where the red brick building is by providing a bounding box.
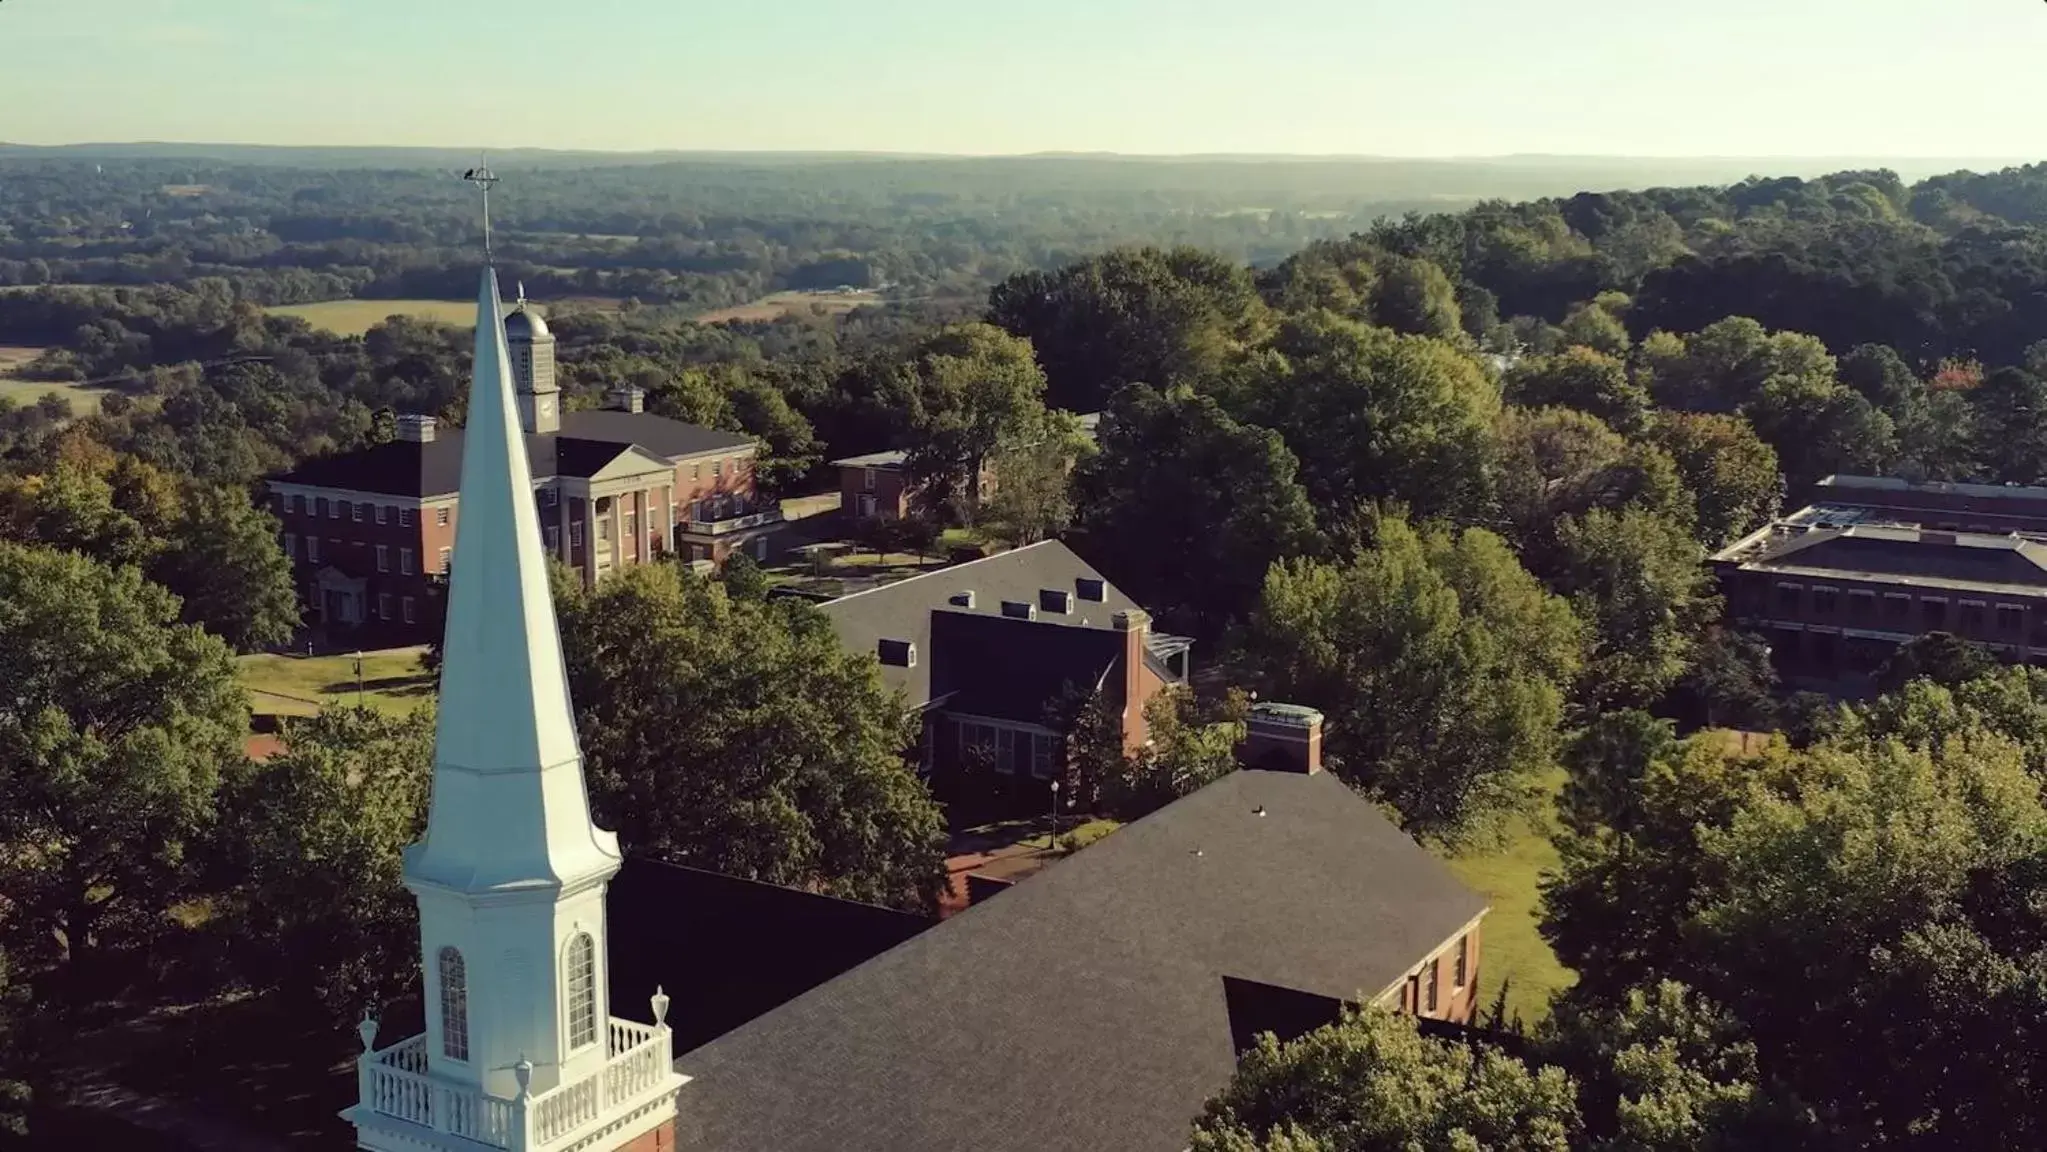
[1712,475,2047,685]
[265,297,774,644]
[829,413,1100,523]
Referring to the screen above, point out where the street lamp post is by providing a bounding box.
[1049,779,1060,850]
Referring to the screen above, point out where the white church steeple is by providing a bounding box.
[345,251,684,1152]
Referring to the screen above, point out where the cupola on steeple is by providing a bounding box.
[505,282,560,435]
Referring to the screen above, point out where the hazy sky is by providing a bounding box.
[3,0,2045,157]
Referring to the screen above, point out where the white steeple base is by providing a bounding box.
[344,992,687,1152]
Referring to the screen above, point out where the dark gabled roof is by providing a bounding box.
[928,608,1122,726]
[819,542,1143,708]
[558,409,752,460]
[669,769,1489,1152]
[1741,524,2047,594]
[268,411,754,497]
[605,859,933,1055]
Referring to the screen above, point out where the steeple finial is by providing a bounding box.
[516,280,527,305]
[461,162,500,265]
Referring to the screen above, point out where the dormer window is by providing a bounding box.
[878,638,917,667]
[1076,577,1106,602]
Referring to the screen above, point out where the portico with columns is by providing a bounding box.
[343,266,686,1152]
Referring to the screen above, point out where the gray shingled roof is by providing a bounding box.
[820,542,1142,709]
[669,769,1490,1152]
[269,410,754,497]
[1736,524,2047,595]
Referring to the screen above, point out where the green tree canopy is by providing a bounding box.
[1238,514,1583,845]
[896,322,1051,523]
[1072,384,1320,640]
[148,484,300,650]
[554,561,948,912]
[1642,411,1782,548]
[1552,507,1718,713]
[1503,347,1650,435]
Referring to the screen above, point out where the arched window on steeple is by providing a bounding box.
[565,933,598,1050]
[438,947,469,1061]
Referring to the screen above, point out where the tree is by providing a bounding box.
[717,551,771,601]
[1559,294,1633,357]
[554,562,948,912]
[980,408,1091,547]
[147,484,300,650]
[1552,508,1718,713]
[897,323,1051,523]
[987,246,1270,412]
[1970,366,2047,484]
[1743,373,1896,488]
[219,706,433,1025]
[1238,515,1583,846]
[1369,254,1464,339]
[1660,627,1780,733]
[1503,347,1650,435]
[1071,384,1320,640]
[1064,687,1247,821]
[1871,631,1999,696]
[0,542,246,1000]
[1643,412,1782,548]
[1491,406,1690,571]
[1243,310,1501,528]
[1192,1004,1581,1152]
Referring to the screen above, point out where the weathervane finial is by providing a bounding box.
[461,160,501,266]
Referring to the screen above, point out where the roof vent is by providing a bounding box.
[1000,600,1037,621]
[395,414,437,443]
[1076,577,1106,602]
[1039,588,1072,614]
[948,590,977,609]
[877,638,917,667]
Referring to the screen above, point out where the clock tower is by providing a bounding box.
[505,283,559,435]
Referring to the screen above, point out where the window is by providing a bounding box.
[545,525,560,551]
[375,504,388,525]
[1424,957,1439,1013]
[1030,732,1058,780]
[437,507,450,527]
[282,533,296,560]
[402,597,416,624]
[377,593,392,620]
[1847,590,1875,621]
[958,720,1001,772]
[292,494,304,515]
[712,459,722,479]
[1453,935,1469,988]
[1961,600,1987,633]
[375,544,389,573]
[399,507,413,528]
[624,510,636,540]
[438,947,469,1061]
[566,934,598,1050]
[1884,593,1912,622]
[692,463,700,481]
[399,548,414,576]
[857,493,877,518]
[317,497,331,519]
[307,536,321,563]
[1922,597,1948,629]
[1999,604,2026,633]
[571,521,584,548]
[438,547,451,572]
[1774,582,1802,615]
[1810,586,1837,616]
[598,517,611,541]
[350,501,363,523]
[541,487,557,506]
[339,500,352,521]
[863,467,877,492]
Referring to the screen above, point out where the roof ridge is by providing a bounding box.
[824,539,1062,607]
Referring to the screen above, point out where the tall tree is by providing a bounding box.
[1369,254,1464,339]
[0,542,246,1000]
[148,484,300,650]
[1492,406,1690,571]
[1071,384,1321,640]
[897,322,1051,522]
[554,562,948,912]
[218,706,433,1025]
[1238,515,1583,846]
[987,246,1269,412]
[1643,411,1783,548]
[980,407,1092,547]
[1503,347,1651,435]
[1970,366,2047,484]
[1552,507,1718,713]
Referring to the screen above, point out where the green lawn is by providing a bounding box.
[0,375,112,415]
[265,298,483,336]
[238,648,436,718]
[1443,782,1576,1027]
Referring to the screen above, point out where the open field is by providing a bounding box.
[0,346,114,414]
[266,298,481,335]
[238,647,436,718]
[1442,774,1575,1026]
[695,289,883,324]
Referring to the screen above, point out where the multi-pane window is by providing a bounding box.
[566,934,598,1050]
[400,548,414,576]
[307,536,322,563]
[1810,587,1837,616]
[282,533,296,560]
[317,497,330,518]
[571,522,584,547]
[402,597,416,624]
[439,547,452,572]
[399,507,414,527]
[375,504,388,525]
[375,544,390,573]
[1774,583,1802,615]
[1425,958,1439,1013]
[1961,600,1987,633]
[1453,935,1469,987]
[1922,597,1948,629]
[1998,604,2026,634]
[350,501,363,523]
[438,947,469,1061]
[378,593,392,620]
[437,507,450,526]
[292,494,304,515]
[863,468,877,492]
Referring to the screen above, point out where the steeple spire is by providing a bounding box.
[404,267,618,894]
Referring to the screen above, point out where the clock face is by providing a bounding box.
[540,399,554,417]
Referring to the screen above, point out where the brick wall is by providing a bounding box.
[838,465,910,521]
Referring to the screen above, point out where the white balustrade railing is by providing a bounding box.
[355,993,677,1152]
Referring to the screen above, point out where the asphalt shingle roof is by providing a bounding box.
[269,410,754,497]
[819,542,1142,709]
[669,769,1489,1152]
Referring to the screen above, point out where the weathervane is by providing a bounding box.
[461,161,500,265]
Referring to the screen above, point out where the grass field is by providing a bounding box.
[0,345,114,414]
[238,648,436,718]
[695,289,883,324]
[265,298,484,335]
[1443,776,1576,1026]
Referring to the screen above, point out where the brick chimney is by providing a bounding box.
[1113,609,1153,755]
[395,414,437,443]
[1239,702,1324,774]
[608,386,646,414]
